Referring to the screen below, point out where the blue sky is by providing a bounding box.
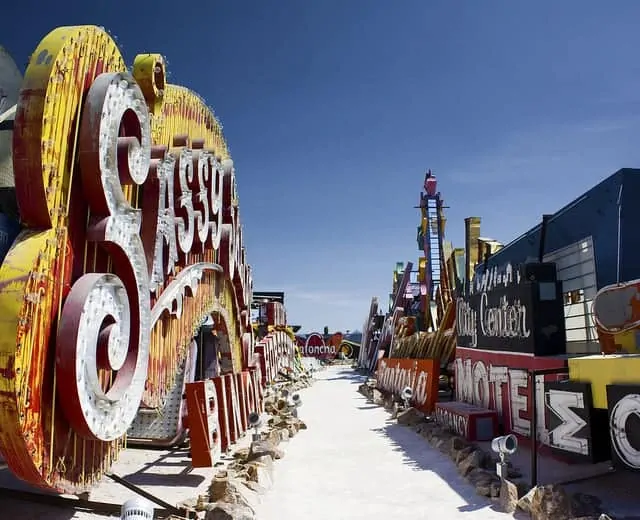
[4,1,640,333]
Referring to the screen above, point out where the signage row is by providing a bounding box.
[544,380,640,470]
[186,368,264,467]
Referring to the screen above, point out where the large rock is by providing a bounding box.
[517,485,603,520]
[454,445,475,465]
[466,468,499,497]
[499,479,520,513]
[372,389,384,405]
[209,471,258,511]
[246,461,273,491]
[517,486,535,514]
[528,484,574,520]
[396,407,425,427]
[457,448,488,477]
[205,502,255,520]
[358,383,372,398]
[266,429,282,446]
[448,435,470,456]
[248,440,281,462]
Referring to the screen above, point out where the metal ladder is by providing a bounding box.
[424,196,442,328]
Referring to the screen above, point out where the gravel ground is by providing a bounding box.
[255,366,512,520]
[0,429,254,519]
[6,364,633,519]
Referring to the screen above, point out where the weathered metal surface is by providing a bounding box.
[0,25,254,492]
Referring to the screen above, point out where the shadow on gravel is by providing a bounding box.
[123,471,205,488]
[323,368,365,384]
[370,422,498,514]
[121,448,206,488]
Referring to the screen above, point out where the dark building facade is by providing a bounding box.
[475,168,640,354]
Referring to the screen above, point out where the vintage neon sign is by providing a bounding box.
[376,358,440,413]
[456,262,566,356]
[301,332,336,357]
[0,25,254,492]
[255,330,295,386]
[454,349,568,442]
[543,380,640,468]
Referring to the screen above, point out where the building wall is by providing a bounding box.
[483,169,635,283]
[478,168,640,353]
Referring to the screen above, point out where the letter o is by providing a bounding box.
[610,394,640,469]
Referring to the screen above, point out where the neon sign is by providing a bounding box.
[0,25,254,492]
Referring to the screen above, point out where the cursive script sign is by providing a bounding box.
[0,25,256,493]
[456,262,566,356]
[376,358,439,413]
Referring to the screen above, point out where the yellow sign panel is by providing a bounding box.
[0,25,251,492]
[568,354,640,409]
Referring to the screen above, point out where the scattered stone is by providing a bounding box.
[205,502,255,520]
[233,448,250,459]
[267,429,282,446]
[178,496,199,511]
[457,448,487,477]
[466,467,498,497]
[358,383,372,398]
[517,486,535,514]
[210,471,232,502]
[246,461,273,490]
[372,389,384,405]
[201,372,316,517]
[513,485,604,520]
[396,407,425,427]
[449,435,469,453]
[248,440,281,462]
[454,445,475,465]
[528,484,574,520]
[278,428,290,442]
[489,479,501,499]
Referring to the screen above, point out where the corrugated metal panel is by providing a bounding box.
[543,237,599,354]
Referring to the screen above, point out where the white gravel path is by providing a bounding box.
[255,365,513,520]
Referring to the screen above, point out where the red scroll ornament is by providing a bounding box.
[56,72,152,442]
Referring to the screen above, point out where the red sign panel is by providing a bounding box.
[376,357,440,413]
[454,347,567,444]
[300,332,336,359]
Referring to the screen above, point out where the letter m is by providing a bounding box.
[455,358,473,403]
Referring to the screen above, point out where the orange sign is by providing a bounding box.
[376,357,440,413]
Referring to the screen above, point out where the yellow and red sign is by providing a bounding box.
[0,25,266,492]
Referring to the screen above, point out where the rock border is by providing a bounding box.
[184,372,315,519]
[358,383,609,520]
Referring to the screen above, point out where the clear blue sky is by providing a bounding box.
[4,1,640,333]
